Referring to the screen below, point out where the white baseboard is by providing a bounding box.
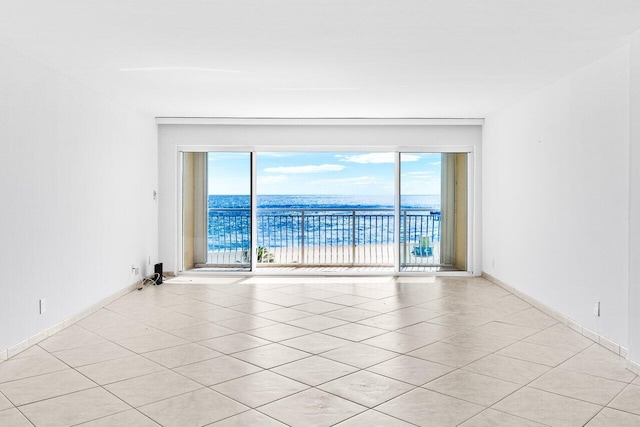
[0,280,140,362]
[482,272,630,360]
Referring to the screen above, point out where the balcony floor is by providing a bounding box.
[0,275,636,426]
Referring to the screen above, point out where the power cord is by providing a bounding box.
[137,272,161,290]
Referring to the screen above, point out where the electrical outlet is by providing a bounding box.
[39,299,46,314]
[594,301,601,317]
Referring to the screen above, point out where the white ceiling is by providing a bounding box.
[2,0,640,118]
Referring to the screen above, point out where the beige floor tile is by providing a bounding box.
[38,325,108,353]
[475,295,532,317]
[324,307,380,322]
[212,370,308,407]
[216,315,278,332]
[500,308,558,330]
[166,323,236,341]
[462,354,550,384]
[142,312,208,331]
[323,323,387,342]
[207,295,252,307]
[362,331,438,353]
[77,409,159,426]
[116,331,189,354]
[79,310,162,341]
[0,353,68,384]
[408,342,488,368]
[257,308,312,322]
[441,331,517,353]
[322,343,399,368]
[387,306,442,322]
[165,300,219,314]
[354,299,407,313]
[19,387,130,427]
[368,355,454,386]
[319,370,414,408]
[560,344,637,383]
[530,368,628,405]
[472,321,540,341]
[325,294,374,306]
[105,370,202,407]
[524,324,594,353]
[396,322,461,340]
[424,369,521,406]
[138,388,248,427]
[333,410,414,426]
[199,333,271,354]
[89,320,161,342]
[232,343,310,369]
[376,387,484,427]
[188,307,245,322]
[142,343,221,368]
[495,340,577,367]
[280,333,351,354]
[230,301,283,314]
[0,369,96,406]
[418,296,474,314]
[493,387,602,427]
[428,312,495,328]
[0,392,12,411]
[11,345,47,359]
[77,355,165,385]
[0,408,34,426]
[208,410,286,426]
[608,384,640,415]
[174,355,262,386]
[259,388,366,427]
[272,355,358,386]
[356,313,420,330]
[77,309,133,330]
[286,315,348,331]
[586,407,640,426]
[52,341,135,368]
[292,300,346,314]
[247,323,311,341]
[460,409,546,426]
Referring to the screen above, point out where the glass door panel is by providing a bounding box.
[399,152,468,272]
[206,153,252,269]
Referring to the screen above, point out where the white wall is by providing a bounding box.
[158,122,482,275]
[483,46,630,347]
[0,43,158,354]
[629,31,640,363]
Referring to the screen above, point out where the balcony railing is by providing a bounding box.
[206,208,441,267]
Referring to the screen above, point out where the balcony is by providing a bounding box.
[205,208,441,270]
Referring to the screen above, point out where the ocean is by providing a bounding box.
[207,195,441,251]
[208,194,441,210]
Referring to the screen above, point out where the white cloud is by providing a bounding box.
[263,164,345,174]
[404,171,436,176]
[337,153,420,164]
[260,175,288,185]
[311,176,387,187]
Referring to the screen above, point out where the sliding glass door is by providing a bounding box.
[399,152,468,272]
[182,152,252,271]
[181,150,469,273]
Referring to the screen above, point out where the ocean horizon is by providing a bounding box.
[208,194,441,210]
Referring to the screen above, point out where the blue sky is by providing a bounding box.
[207,152,441,195]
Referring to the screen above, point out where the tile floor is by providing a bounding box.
[0,275,639,426]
